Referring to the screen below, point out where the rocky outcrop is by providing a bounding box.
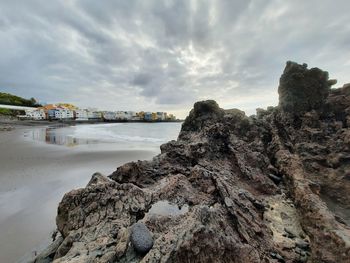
[278,61,337,114]
[181,100,225,132]
[35,61,350,263]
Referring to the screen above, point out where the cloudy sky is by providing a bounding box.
[0,0,350,118]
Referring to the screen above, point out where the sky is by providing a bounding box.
[0,0,350,118]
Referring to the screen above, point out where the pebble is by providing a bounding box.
[130,222,154,254]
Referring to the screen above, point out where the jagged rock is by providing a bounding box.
[35,62,350,263]
[181,100,224,132]
[109,160,158,187]
[130,222,154,254]
[29,235,63,263]
[278,61,335,114]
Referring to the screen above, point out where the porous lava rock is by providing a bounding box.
[278,61,336,114]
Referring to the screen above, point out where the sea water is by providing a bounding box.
[28,122,182,150]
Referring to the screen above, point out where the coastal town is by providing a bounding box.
[16,103,177,122]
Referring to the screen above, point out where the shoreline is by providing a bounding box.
[0,117,183,128]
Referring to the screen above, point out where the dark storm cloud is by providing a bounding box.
[0,0,350,117]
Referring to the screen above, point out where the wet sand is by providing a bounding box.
[0,126,159,263]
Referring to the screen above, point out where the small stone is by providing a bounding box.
[130,222,154,254]
[224,197,233,207]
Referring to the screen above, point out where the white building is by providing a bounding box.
[103,111,116,120]
[131,114,141,121]
[24,109,46,120]
[156,112,167,120]
[88,111,102,120]
[115,111,137,120]
[54,109,74,119]
[115,111,125,120]
[75,109,89,120]
[115,111,129,120]
[129,111,137,120]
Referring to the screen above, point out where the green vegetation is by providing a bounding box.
[0,92,42,107]
[0,108,12,115]
[0,108,24,116]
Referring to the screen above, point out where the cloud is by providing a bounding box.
[0,0,350,117]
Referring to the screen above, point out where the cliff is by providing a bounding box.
[33,62,350,263]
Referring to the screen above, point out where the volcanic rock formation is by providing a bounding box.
[33,62,350,263]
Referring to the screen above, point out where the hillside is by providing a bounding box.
[0,92,41,107]
[0,92,41,116]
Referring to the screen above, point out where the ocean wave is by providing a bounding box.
[71,125,166,143]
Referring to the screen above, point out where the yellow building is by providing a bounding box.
[137,111,145,119]
[167,114,176,120]
[151,112,157,121]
